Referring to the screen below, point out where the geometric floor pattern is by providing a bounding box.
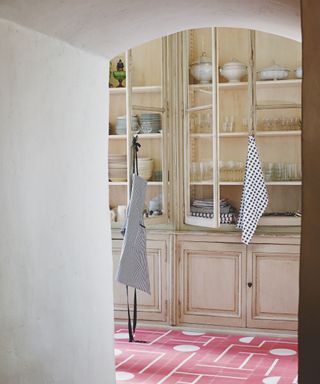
[114,326,298,383]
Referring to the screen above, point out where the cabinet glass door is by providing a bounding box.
[109,52,129,227]
[217,27,250,226]
[108,38,170,228]
[129,38,169,226]
[183,28,219,227]
[254,31,302,226]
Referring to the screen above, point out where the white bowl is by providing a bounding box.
[258,63,289,81]
[190,52,212,84]
[220,59,247,83]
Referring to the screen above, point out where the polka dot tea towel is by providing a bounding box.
[237,135,268,244]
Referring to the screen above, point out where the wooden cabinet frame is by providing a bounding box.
[110,29,301,332]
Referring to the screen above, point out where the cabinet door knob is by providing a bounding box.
[247,282,253,288]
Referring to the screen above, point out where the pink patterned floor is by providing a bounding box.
[114,326,298,384]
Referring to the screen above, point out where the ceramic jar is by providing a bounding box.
[220,59,247,83]
[258,63,289,80]
[190,52,212,84]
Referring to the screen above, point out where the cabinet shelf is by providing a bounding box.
[256,103,301,110]
[219,132,247,138]
[109,134,127,140]
[191,133,213,138]
[186,215,301,227]
[259,216,301,226]
[109,181,128,186]
[189,79,301,92]
[138,133,163,139]
[109,181,163,186]
[109,132,163,140]
[191,131,301,139]
[190,181,213,185]
[109,85,162,94]
[256,130,301,137]
[219,130,301,137]
[219,181,302,186]
[256,79,302,88]
[147,181,163,186]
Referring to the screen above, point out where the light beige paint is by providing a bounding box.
[0,0,300,57]
[0,19,115,383]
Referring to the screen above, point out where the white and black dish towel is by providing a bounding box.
[237,135,268,244]
[116,173,151,295]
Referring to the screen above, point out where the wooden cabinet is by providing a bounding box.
[247,243,299,330]
[109,29,302,333]
[182,28,302,229]
[109,37,171,230]
[177,240,246,327]
[112,236,169,323]
[176,236,299,331]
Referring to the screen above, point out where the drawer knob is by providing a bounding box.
[248,282,253,288]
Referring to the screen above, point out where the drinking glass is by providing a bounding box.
[141,121,153,134]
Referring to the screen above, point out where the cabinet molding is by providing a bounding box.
[177,241,246,327]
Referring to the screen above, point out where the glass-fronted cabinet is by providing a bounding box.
[183,28,219,227]
[109,37,170,228]
[183,27,302,228]
[254,31,302,225]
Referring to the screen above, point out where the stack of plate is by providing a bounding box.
[140,113,162,133]
[138,158,154,181]
[115,115,140,135]
[109,154,127,181]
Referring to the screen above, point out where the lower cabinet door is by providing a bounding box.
[113,238,168,322]
[177,241,246,327]
[247,244,299,331]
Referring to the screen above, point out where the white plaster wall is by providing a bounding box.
[0,18,115,384]
[0,0,301,57]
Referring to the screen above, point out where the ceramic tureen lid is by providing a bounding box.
[258,63,289,72]
[222,58,246,69]
[191,51,212,65]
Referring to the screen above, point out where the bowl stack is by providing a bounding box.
[109,154,127,182]
[138,158,154,180]
[115,115,140,135]
[140,113,162,133]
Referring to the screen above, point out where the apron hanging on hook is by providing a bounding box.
[116,135,150,343]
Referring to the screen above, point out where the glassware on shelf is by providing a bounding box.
[219,160,244,181]
[190,111,212,133]
[222,116,234,133]
[200,160,213,181]
[191,162,201,182]
[140,121,153,134]
[263,162,302,181]
[258,116,301,132]
[242,118,248,132]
